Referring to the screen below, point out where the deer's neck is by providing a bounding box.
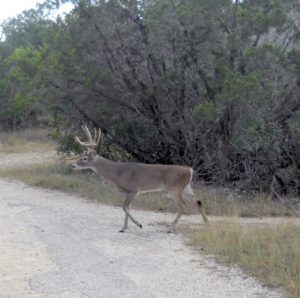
[92,156,119,182]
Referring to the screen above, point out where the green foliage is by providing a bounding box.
[0,0,299,196]
[0,45,47,126]
[219,71,263,103]
[238,0,287,37]
[0,79,10,97]
[52,129,83,156]
[287,114,300,134]
[193,102,217,121]
[288,49,300,76]
[13,93,35,114]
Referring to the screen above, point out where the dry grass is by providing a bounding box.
[0,162,178,212]
[0,162,120,204]
[187,223,300,297]
[1,150,299,297]
[0,129,297,217]
[4,161,298,296]
[197,186,297,217]
[0,161,298,217]
[0,129,54,153]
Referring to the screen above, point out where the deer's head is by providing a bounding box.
[71,125,101,171]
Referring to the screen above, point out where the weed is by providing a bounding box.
[0,162,298,217]
[187,223,300,297]
[0,129,54,153]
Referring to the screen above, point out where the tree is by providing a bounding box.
[0,0,299,196]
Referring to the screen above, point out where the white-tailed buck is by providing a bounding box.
[72,126,209,232]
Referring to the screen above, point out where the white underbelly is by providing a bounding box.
[138,188,166,194]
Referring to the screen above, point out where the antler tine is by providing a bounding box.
[74,135,86,146]
[74,135,90,147]
[75,125,101,150]
[82,125,93,143]
[95,128,101,146]
[93,128,97,143]
[74,126,93,149]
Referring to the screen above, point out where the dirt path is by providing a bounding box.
[0,152,282,297]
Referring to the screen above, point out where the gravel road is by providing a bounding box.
[0,177,281,298]
[0,151,282,297]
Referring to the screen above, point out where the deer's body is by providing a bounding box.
[72,126,209,232]
[90,156,191,194]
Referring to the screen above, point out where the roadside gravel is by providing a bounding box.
[0,178,280,298]
[0,152,281,297]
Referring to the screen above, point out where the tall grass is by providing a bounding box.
[0,162,298,217]
[1,158,299,296]
[187,223,300,297]
[0,129,54,153]
[197,186,297,217]
[1,134,298,297]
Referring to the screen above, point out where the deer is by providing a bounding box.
[71,126,209,233]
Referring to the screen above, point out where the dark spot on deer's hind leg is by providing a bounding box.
[197,200,202,207]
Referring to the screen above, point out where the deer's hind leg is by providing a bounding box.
[183,184,209,224]
[167,190,187,233]
[195,198,209,224]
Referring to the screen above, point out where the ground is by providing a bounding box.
[0,152,283,297]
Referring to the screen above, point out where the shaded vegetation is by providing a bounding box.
[0,129,54,153]
[0,0,299,197]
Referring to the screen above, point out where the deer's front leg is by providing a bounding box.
[119,214,129,233]
[119,192,142,232]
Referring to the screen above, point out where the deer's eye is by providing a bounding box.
[83,157,88,161]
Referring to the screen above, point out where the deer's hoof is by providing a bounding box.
[138,223,142,229]
[167,228,175,234]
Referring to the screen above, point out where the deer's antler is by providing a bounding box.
[75,125,101,151]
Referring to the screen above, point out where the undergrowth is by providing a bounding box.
[187,223,300,297]
[0,162,297,217]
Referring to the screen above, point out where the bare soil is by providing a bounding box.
[0,151,291,297]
